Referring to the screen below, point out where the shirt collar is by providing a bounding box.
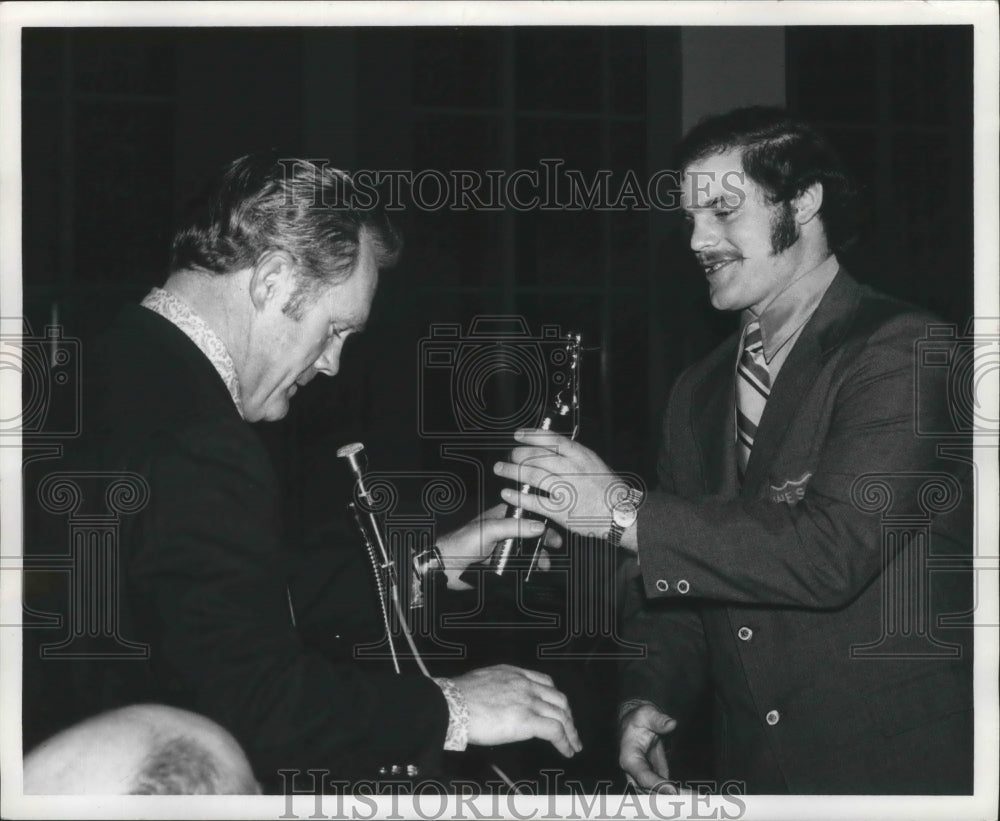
[140,287,245,419]
[741,254,840,364]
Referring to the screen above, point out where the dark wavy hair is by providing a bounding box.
[674,106,860,253]
[170,153,401,317]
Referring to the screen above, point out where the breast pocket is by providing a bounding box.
[765,469,815,506]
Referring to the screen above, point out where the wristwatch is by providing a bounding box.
[609,486,644,549]
[412,545,444,579]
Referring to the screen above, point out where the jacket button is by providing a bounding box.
[677,579,690,594]
[655,579,669,592]
[737,626,753,641]
[766,709,780,726]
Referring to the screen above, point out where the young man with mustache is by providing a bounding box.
[496,107,973,794]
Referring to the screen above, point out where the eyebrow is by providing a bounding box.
[684,195,742,212]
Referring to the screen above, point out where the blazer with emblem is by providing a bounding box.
[40,303,450,789]
[620,270,973,793]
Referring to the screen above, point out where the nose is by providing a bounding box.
[314,339,343,377]
[689,215,718,253]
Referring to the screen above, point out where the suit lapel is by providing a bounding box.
[691,343,740,495]
[742,270,862,493]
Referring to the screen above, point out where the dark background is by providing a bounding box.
[21,25,974,485]
[20,25,975,787]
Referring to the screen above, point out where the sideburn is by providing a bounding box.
[769,201,799,255]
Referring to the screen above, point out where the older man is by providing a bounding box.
[35,154,579,791]
[496,107,973,793]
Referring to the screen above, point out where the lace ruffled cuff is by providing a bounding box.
[433,677,469,751]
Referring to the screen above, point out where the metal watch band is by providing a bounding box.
[608,486,644,549]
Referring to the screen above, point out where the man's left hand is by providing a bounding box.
[494,429,631,544]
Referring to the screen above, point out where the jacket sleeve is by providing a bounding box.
[618,378,710,725]
[131,417,449,781]
[635,311,966,608]
[619,567,710,724]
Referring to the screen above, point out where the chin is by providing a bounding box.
[263,404,291,422]
[709,283,756,313]
[709,290,739,312]
[244,401,290,423]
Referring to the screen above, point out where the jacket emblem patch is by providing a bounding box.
[769,471,813,505]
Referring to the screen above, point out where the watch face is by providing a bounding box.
[613,501,637,528]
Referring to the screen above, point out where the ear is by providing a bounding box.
[792,182,824,225]
[248,250,297,311]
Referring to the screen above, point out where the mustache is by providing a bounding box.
[695,252,743,267]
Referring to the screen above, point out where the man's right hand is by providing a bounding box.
[452,664,582,758]
[436,504,562,591]
[618,702,677,792]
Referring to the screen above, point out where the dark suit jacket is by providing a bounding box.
[53,303,449,788]
[620,270,973,793]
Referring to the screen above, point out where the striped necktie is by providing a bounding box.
[736,320,770,480]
